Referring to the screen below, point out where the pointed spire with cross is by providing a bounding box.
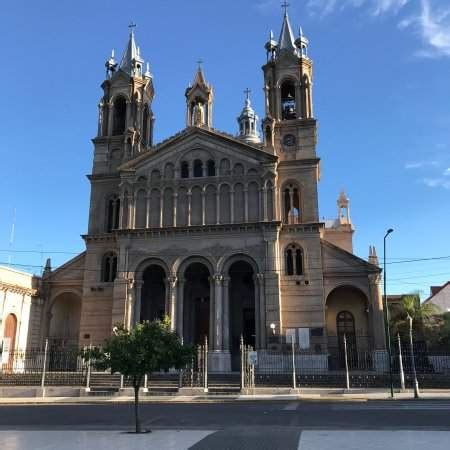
[282,1,290,16]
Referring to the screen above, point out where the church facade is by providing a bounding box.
[41,12,386,371]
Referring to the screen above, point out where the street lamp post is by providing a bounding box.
[384,228,394,398]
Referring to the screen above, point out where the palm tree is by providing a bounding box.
[392,295,436,398]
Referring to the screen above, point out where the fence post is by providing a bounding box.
[408,316,420,399]
[291,335,297,390]
[120,374,124,390]
[41,339,49,397]
[143,373,149,393]
[343,334,350,390]
[204,336,208,393]
[397,334,405,391]
[85,344,92,392]
[240,335,245,390]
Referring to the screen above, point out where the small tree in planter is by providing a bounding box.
[82,318,192,433]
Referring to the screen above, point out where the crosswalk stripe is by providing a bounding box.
[283,402,299,410]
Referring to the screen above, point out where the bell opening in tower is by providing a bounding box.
[281,81,296,120]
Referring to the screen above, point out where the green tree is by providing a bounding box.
[82,318,192,433]
[391,295,437,398]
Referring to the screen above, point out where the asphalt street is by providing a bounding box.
[1,400,449,449]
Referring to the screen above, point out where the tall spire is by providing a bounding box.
[278,3,296,52]
[120,23,144,76]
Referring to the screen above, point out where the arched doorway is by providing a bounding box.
[183,262,211,346]
[229,261,255,370]
[48,292,81,349]
[326,286,369,368]
[141,265,166,322]
[3,314,17,370]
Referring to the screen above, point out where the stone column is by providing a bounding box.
[176,279,184,337]
[369,273,386,350]
[133,281,143,326]
[173,193,178,227]
[125,278,135,329]
[244,188,249,222]
[187,192,192,226]
[128,193,134,229]
[167,276,178,331]
[230,189,235,224]
[213,274,224,350]
[202,190,206,226]
[208,276,215,350]
[145,193,151,228]
[107,103,113,136]
[262,187,268,221]
[216,191,220,224]
[257,273,266,349]
[222,277,230,351]
[253,274,261,349]
[159,192,164,228]
[126,101,132,129]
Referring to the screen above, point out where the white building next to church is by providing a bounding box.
[36,10,387,372]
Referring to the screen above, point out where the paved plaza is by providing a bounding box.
[1,430,450,450]
[1,400,450,449]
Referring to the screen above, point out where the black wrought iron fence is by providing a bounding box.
[0,348,86,386]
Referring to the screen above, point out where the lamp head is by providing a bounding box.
[387,228,394,234]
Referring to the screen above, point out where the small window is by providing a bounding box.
[181,161,189,179]
[102,253,117,282]
[194,159,203,177]
[106,196,120,232]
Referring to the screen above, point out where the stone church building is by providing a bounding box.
[40,11,386,371]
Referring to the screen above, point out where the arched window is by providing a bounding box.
[181,161,189,179]
[102,253,117,283]
[113,96,127,135]
[285,244,304,276]
[193,159,203,177]
[283,184,301,223]
[207,160,216,177]
[281,81,296,120]
[106,196,120,232]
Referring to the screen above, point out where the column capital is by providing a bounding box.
[167,275,178,288]
[213,274,224,285]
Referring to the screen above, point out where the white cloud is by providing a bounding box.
[405,160,439,169]
[307,0,409,16]
[422,177,450,189]
[444,168,450,176]
[416,0,450,57]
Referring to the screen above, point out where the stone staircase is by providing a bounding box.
[207,373,241,395]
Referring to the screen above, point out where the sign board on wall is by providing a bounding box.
[248,351,258,366]
[285,328,296,344]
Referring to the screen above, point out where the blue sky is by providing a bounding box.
[0,0,449,297]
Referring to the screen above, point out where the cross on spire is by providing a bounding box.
[197,58,204,69]
[128,22,136,33]
[282,1,290,15]
[244,88,251,100]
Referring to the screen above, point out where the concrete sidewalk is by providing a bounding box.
[1,388,450,405]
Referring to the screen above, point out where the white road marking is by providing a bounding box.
[332,402,450,411]
[283,402,299,411]
[298,431,450,450]
[0,430,215,450]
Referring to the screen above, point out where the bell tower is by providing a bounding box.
[263,5,320,224]
[262,4,315,161]
[94,25,155,175]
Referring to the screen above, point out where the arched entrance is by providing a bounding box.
[229,260,255,370]
[141,265,166,322]
[48,292,81,349]
[326,286,369,368]
[183,262,211,346]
